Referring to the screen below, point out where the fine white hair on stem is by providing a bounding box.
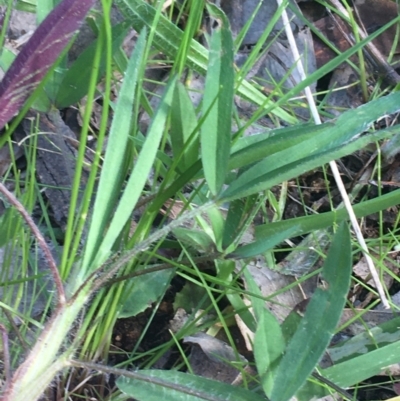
[275,0,389,308]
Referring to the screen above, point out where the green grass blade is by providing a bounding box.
[270,222,352,401]
[114,0,297,124]
[222,127,397,201]
[173,0,205,75]
[81,29,146,273]
[229,123,331,171]
[170,82,199,172]
[254,188,400,243]
[201,3,234,196]
[117,370,267,401]
[92,76,177,268]
[329,316,400,365]
[323,340,400,388]
[220,91,400,201]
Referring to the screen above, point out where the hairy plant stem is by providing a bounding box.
[1,290,90,401]
[1,201,216,400]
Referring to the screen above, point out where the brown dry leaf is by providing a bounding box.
[183,332,249,385]
[241,257,305,322]
[353,251,399,290]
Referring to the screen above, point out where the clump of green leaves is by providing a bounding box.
[2,1,400,400]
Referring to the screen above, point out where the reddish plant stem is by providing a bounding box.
[0,183,65,305]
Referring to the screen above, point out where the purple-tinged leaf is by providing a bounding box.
[0,0,96,130]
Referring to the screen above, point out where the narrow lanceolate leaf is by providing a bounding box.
[323,341,400,388]
[0,0,96,130]
[90,76,177,270]
[117,370,267,401]
[245,267,285,398]
[201,4,234,196]
[81,30,146,275]
[170,82,199,172]
[220,92,400,201]
[270,223,352,401]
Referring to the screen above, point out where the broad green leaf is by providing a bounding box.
[221,122,400,201]
[201,4,234,196]
[91,76,177,269]
[323,340,400,388]
[254,310,286,398]
[229,123,332,171]
[270,223,352,401]
[221,92,400,201]
[244,264,285,396]
[117,369,267,401]
[226,292,257,333]
[329,316,400,364]
[119,268,175,318]
[81,30,146,273]
[170,82,199,171]
[55,22,129,108]
[280,310,302,345]
[204,205,225,251]
[143,122,400,225]
[114,0,297,124]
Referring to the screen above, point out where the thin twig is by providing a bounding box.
[0,183,66,306]
[276,0,389,308]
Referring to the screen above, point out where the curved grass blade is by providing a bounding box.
[270,222,352,401]
[0,0,96,130]
[201,3,234,196]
